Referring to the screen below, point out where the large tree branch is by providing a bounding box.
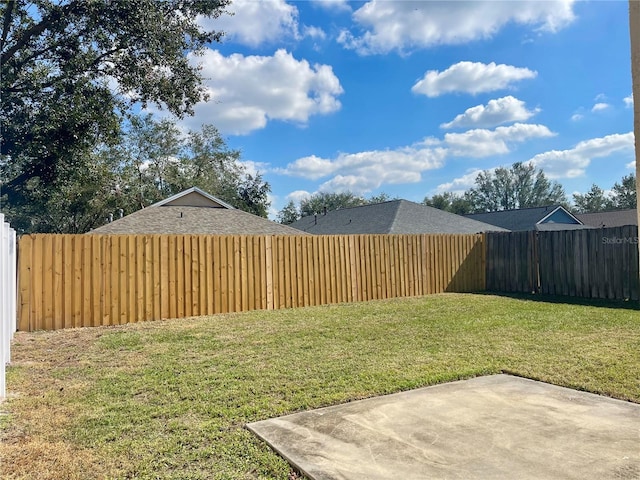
[1,1,86,64]
[0,0,15,53]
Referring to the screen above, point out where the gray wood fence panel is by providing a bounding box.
[486,226,639,301]
[486,231,537,294]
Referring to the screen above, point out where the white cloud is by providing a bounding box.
[626,160,636,169]
[624,94,634,108]
[571,113,584,122]
[281,144,447,195]
[435,169,485,195]
[412,62,537,98]
[441,96,540,129]
[199,0,299,47]
[283,155,336,180]
[279,122,554,195]
[529,132,635,178]
[339,0,576,55]
[303,25,327,40]
[266,193,280,220]
[591,102,610,112]
[312,0,351,12]
[239,160,269,178]
[594,93,608,102]
[286,190,313,204]
[443,123,555,157]
[182,49,343,135]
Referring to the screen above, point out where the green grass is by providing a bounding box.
[2,293,640,479]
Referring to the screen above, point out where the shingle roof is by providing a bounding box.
[576,209,638,228]
[89,187,305,235]
[464,205,581,231]
[90,206,307,235]
[288,200,508,234]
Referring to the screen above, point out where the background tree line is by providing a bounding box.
[0,0,272,234]
[423,163,636,215]
[277,163,637,224]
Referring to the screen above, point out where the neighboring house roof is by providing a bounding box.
[464,205,585,232]
[576,209,638,228]
[288,200,508,234]
[90,187,306,235]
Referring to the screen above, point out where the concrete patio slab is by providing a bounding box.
[246,374,640,480]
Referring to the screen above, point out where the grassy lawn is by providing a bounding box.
[1,293,639,479]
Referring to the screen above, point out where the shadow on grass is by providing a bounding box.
[477,291,640,311]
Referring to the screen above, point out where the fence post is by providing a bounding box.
[1,213,17,399]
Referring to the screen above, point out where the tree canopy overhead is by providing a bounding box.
[1,0,231,230]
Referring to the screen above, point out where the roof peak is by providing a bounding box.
[150,187,235,209]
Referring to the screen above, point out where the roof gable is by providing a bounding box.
[90,187,305,235]
[151,187,234,209]
[538,206,581,225]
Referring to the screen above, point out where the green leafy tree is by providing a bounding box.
[367,192,398,204]
[572,184,614,213]
[103,117,271,222]
[5,114,271,233]
[300,192,366,217]
[466,162,567,213]
[423,192,473,214]
[0,0,230,231]
[610,173,637,210]
[277,192,397,225]
[277,200,300,225]
[236,174,270,218]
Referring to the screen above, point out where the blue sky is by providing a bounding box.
[165,1,636,217]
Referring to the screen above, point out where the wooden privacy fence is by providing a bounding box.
[18,233,485,331]
[485,231,538,294]
[486,225,640,300]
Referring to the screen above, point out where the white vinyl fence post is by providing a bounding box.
[0,213,6,398]
[0,213,17,400]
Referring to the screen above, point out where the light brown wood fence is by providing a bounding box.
[486,226,640,301]
[18,233,485,331]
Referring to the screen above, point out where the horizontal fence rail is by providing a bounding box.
[18,233,485,331]
[486,226,639,301]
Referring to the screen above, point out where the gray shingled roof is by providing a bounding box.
[90,206,306,235]
[464,205,582,231]
[288,200,508,234]
[576,209,638,228]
